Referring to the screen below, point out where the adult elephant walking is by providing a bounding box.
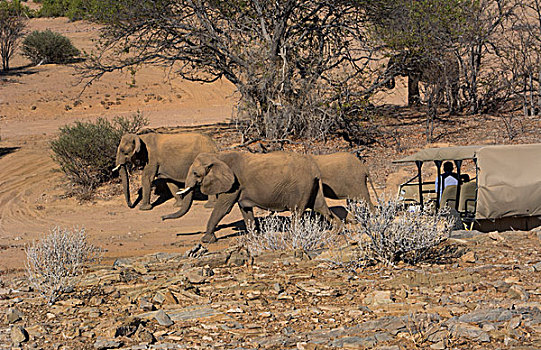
[383,50,460,114]
[163,151,340,243]
[113,132,218,215]
[312,152,374,208]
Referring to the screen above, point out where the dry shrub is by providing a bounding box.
[25,227,100,304]
[50,112,148,199]
[344,199,454,267]
[238,213,337,255]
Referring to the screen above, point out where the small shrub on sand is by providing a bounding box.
[25,226,100,304]
[21,29,80,65]
[50,112,148,198]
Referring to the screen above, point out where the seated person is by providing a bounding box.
[460,174,470,183]
[435,161,458,195]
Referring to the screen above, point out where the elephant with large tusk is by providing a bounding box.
[114,131,218,212]
[163,151,342,244]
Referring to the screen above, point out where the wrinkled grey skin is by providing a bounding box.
[163,151,340,243]
[383,51,460,114]
[313,152,373,208]
[115,132,218,214]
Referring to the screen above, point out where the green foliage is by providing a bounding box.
[50,113,148,196]
[37,0,99,20]
[363,0,475,54]
[0,0,33,17]
[21,29,80,64]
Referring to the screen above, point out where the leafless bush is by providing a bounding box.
[25,227,100,304]
[238,213,337,255]
[345,199,454,266]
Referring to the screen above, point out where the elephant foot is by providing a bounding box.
[203,201,215,209]
[139,203,153,211]
[201,233,217,244]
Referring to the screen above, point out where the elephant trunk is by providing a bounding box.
[161,189,194,220]
[119,164,134,208]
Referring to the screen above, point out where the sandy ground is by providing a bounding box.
[0,18,244,273]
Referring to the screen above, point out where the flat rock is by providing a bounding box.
[364,290,393,306]
[508,285,529,301]
[6,308,22,323]
[331,335,377,348]
[93,338,122,349]
[11,325,28,344]
[154,310,174,326]
[450,323,490,342]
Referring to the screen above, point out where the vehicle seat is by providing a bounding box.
[458,182,477,214]
[399,184,420,204]
[440,185,457,208]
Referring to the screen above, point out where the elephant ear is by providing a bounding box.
[200,158,235,195]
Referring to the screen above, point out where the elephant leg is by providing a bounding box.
[165,181,182,207]
[202,190,239,243]
[313,188,343,231]
[140,163,158,210]
[238,204,256,232]
[204,194,217,209]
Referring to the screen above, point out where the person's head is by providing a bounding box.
[443,161,454,173]
[460,174,470,183]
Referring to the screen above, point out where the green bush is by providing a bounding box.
[37,0,98,20]
[21,29,80,65]
[50,113,148,197]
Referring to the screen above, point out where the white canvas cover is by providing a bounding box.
[476,144,541,220]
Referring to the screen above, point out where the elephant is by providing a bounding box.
[113,132,218,214]
[312,152,374,208]
[162,151,340,243]
[383,50,460,114]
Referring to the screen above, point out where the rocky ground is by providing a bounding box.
[1,229,540,349]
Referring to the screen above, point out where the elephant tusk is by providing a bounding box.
[112,164,122,172]
[176,187,192,196]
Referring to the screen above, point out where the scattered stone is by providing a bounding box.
[533,262,541,272]
[273,282,284,294]
[11,326,29,344]
[331,335,377,348]
[136,326,155,344]
[492,280,510,293]
[139,298,155,311]
[6,308,22,323]
[507,285,529,301]
[508,316,522,330]
[450,323,490,342]
[228,249,249,266]
[154,310,174,327]
[488,231,505,241]
[153,292,166,304]
[114,317,140,337]
[459,251,476,264]
[184,243,208,258]
[430,340,446,350]
[93,338,122,349]
[364,290,393,306]
[90,296,104,306]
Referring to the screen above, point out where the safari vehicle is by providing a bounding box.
[393,144,541,231]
